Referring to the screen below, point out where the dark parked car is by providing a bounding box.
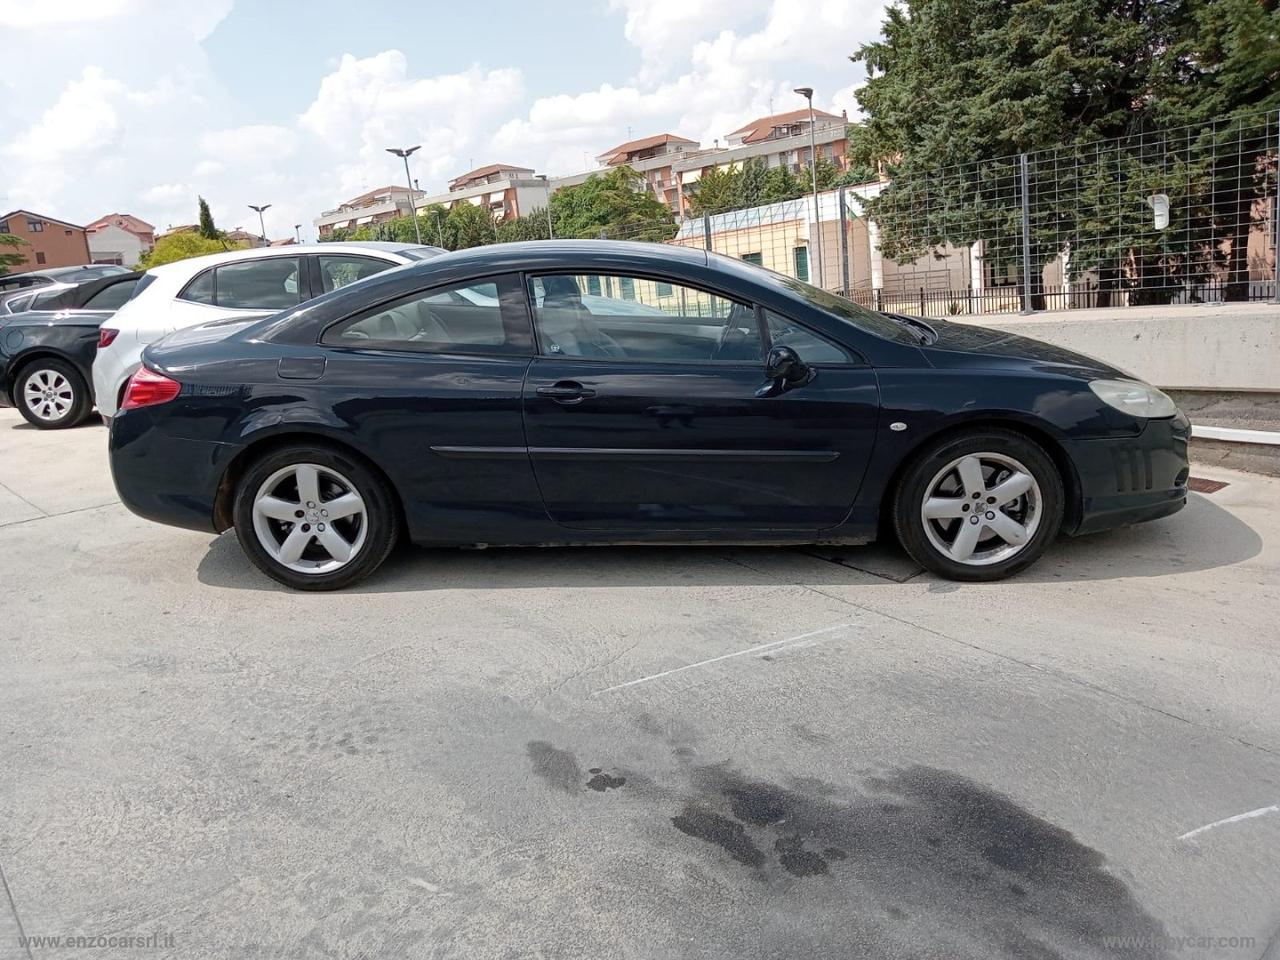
[108,241,1190,590]
[0,272,141,427]
[0,264,130,294]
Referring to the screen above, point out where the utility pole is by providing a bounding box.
[794,87,823,287]
[537,175,554,239]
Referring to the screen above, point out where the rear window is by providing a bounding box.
[82,279,139,310]
[129,273,158,300]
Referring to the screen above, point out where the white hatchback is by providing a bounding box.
[93,241,442,418]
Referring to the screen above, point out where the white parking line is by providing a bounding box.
[594,623,851,694]
[1177,804,1280,841]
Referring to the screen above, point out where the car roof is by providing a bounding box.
[144,241,438,279]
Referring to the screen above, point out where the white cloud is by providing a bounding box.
[199,125,298,160]
[298,51,524,199]
[0,0,885,243]
[3,67,127,209]
[496,0,880,176]
[193,160,225,178]
[0,0,137,29]
[608,0,756,77]
[142,183,191,206]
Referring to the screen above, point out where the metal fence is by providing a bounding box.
[600,110,1280,317]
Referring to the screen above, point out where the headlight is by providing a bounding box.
[1089,379,1178,418]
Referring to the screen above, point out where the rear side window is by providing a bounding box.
[215,258,301,310]
[177,258,302,309]
[322,276,530,356]
[318,255,391,293]
[180,270,214,304]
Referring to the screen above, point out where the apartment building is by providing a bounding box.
[314,185,425,237]
[673,108,850,214]
[419,163,546,221]
[593,133,704,213]
[0,209,91,273]
[86,213,155,267]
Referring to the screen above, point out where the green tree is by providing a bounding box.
[848,0,1280,306]
[737,159,768,208]
[443,202,498,249]
[138,232,243,268]
[797,154,839,193]
[688,163,742,216]
[549,166,676,241]
[0,233,27,274]
[834,163,879,187]
[197,197,220,240]
[496,210,552,243]
[760,164,803,204]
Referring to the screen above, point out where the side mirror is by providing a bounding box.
[758,344,814,397]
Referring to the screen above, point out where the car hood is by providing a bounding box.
[919,317,1129,379]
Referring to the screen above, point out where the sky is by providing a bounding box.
[0,0,890,242]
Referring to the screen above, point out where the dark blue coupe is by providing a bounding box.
[108,241,1190,590]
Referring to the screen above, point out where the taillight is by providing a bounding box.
[98,328,119,349]
[120,367,181,410]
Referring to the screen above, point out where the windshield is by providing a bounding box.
[758,270,927,345]
[398,246,445,261]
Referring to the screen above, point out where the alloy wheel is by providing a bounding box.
[23,369,75,422]
[920,452,1042,566]
[251,463,368,574]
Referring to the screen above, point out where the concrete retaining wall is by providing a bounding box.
[952,302,1279,392]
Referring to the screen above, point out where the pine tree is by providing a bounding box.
[197,197,220,240]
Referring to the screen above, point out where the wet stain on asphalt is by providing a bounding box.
[586,770,627,792]
[671,807,765,867]
[528,743,627,794]
[526,741,581,793]
[524,738,1167,957]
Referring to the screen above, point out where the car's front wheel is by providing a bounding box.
[15,359,92,429]
[892,428,1064,581]
[232,444,399,591]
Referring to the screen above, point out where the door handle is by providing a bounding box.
[536,382,596,403]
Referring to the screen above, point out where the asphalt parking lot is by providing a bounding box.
[1,407,1278,959]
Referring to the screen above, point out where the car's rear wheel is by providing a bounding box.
[15,359,92,429]
[892,429,1064,581]
[232,444,398,591]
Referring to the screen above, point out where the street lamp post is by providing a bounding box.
[386,146,423,245]
[537,175,554,239]
[294,224,301,243]
[248,204,271,245]
[794,87,823,288]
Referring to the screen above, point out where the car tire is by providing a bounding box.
[892,428,1064,582]
[14,358,93,429]
[232,444,399,591]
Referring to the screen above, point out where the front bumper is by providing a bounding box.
[1065,414,1191,536]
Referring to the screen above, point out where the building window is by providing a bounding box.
[27,219,44,233]
[618,276,635,300]
[0,220,8,233]
[586,275,602,296]
[655,281,673,297]
[35,252,46,264]
[741,252,763,266]
[793,246,809,282]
